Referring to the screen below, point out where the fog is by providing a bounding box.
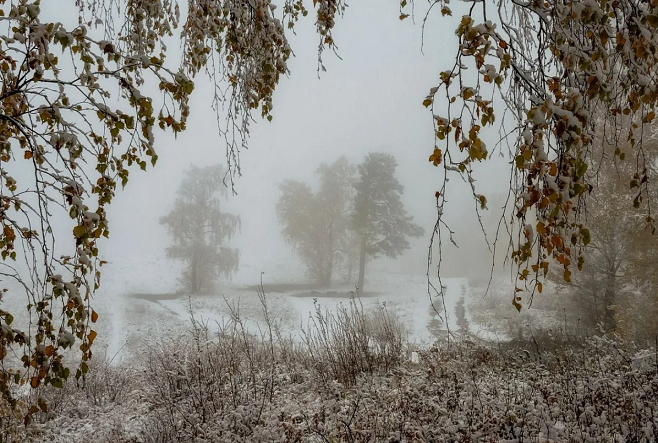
[91,0,512,284]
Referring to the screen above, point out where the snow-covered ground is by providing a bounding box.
[86,255,486,362]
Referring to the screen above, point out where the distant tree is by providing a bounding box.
[353,153,424,291]
[316,157,359,283]
[160,165,239,293]
[553,126,658,338]
[276,157,356,286]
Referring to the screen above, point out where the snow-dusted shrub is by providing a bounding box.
[78,354,135,408]
[285,337,658,443]
[0,398,28,443]
[9,306,658,442]
[139,311,289,442]
[301,297,406,385]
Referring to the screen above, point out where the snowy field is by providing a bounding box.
[84,255,482,362]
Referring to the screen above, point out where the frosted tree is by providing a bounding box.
[276,157,356,286]
[352,153,424,291]
[160,165,239,294]
[553,124,658,337]
[407,0,658,308]
[0,0,326,417]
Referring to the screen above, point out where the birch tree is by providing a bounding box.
[160,164,239,294]
[410,0,658,308]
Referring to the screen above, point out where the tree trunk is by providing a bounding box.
[603,286,616,333]
[357,236,367,293]
[191,253,199,294]
[320,266,332,287]
[346,255,353,284]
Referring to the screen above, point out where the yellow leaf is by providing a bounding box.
[429,148,442,166]
[536,222,546,235]
[91,310,99,323]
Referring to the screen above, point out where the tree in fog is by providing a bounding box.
[416,1,658,308]
[160,165,240,293]
[353,153,424,291]
[277,157,356,286]
[0,0,292,412]
[555,127,658,338]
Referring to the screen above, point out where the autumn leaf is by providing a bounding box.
[87,329,97,345]
[429,148,442,166]
[73,225,86,238]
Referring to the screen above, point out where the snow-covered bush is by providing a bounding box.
[301,297,406,385]
[4,298,658,443]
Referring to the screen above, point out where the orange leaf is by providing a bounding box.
[429,148,442,166]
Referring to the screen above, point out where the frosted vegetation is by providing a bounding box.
[2,0,658,440]
[5,292,658,442]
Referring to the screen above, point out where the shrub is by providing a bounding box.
[301,296,406,385]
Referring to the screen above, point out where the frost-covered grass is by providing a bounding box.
[4,298,658,443]
[3,257,656,442]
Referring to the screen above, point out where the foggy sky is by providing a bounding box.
[46,0,513,283]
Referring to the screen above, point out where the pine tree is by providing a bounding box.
[352,153,424,291]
